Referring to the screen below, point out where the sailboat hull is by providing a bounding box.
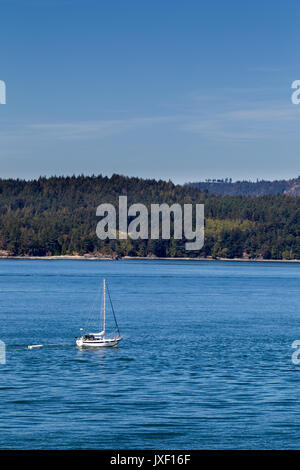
[76,337,123,348]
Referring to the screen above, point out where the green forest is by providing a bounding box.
[0,174,300,260]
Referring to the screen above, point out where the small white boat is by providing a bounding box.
[28,344,43,349]
[76,278,123,348]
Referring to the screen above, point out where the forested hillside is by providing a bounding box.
[0,174,300,259]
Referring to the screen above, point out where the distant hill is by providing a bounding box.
[186,177,300,197]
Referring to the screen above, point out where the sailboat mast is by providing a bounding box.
[103,278,106,335]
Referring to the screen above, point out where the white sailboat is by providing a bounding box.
[76,278,123,348]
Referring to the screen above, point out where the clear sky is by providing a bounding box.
[0,0,300,183]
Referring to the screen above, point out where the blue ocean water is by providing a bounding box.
[0,259,300,449]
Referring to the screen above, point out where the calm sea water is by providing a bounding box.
[0,259,300,449]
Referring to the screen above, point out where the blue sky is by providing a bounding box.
[0,0,300,183]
